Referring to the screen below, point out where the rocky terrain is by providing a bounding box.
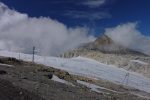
[60,34,150,78]
[0,78,44,100]
[0,57,149,100]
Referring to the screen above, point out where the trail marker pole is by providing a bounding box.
[19,52,20,60]
[32,46,35,63]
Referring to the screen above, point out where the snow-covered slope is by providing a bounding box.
[0,50,150,93]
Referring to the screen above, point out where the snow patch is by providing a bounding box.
[52,75,74,86]
[77,80,121,94]
[0,63,14,67]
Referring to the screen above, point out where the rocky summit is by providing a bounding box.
[77,34,147,55]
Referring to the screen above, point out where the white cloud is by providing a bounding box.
[65,10,111,20]
[104,22,150,55]
[81,0,106,8]
[0,2,95,56]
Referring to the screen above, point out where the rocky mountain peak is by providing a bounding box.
[75,34,147,56]
[94,34,113,45]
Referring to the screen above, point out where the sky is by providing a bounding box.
[0,0,150,56]
[0,0,150,36]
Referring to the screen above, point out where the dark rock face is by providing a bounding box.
[47,74,53,79]
[0,70,7,75]
[44,73,54,79]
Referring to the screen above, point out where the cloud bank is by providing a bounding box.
[0,2,95,56]
[105,22,150,55]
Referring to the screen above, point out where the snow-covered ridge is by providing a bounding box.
[0,50,150,93]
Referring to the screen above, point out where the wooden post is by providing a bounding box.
[19,52,20,60]
[32,46,35,62]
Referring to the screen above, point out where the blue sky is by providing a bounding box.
[0,0,150,36]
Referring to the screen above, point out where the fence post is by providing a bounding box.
[32,46,35,62]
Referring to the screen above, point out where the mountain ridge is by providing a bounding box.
[76,34,148,56]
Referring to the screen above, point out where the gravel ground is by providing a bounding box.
[0,78,43,100]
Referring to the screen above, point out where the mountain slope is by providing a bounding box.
[0,50,150,95]
[1,55,149,100]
